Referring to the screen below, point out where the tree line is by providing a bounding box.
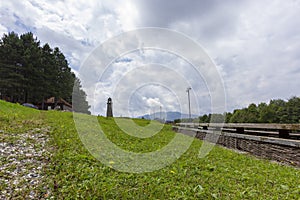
[0,32,90,114]
[197,97,300,123]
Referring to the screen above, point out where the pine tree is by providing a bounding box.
[0,31,90,114]
[0,32,24,102]
[72,77,91,114]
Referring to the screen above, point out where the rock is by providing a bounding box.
[0,126,52,199]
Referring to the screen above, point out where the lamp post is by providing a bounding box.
[186,87,191,122]
[160,106,162,120]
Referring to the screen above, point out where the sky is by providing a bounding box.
[1,0,300,117]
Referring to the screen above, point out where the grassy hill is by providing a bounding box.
[0,100,299,199]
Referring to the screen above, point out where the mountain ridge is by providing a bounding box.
[139,111,198,121]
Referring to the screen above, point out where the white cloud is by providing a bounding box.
[143,97,162,108]
[142,0,300,111]
[87,48,208,116]
[1,0,300,116]
[0,24,7,35]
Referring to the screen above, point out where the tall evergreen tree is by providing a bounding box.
[72,77,91,114]
[199,97,300,124]
[0,31,90,114]
[0,32,24,102]
[20,32,42,102]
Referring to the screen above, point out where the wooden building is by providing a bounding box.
[38,97,72,111]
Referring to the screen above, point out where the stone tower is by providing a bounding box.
[106,97,113,117]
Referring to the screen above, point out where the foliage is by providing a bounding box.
[199,114,210,123]
[0,32,90,114]
[198,97,300,123]
[174,118,181,123]
[72,78,91,114]
[199,113,225,123]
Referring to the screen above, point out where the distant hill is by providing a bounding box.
[139,111,198,121]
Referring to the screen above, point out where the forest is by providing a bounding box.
[0,32,90,114]
[198,97,300,123]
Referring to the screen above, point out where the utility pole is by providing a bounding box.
[186,87,191,122]
[160,106,162,120]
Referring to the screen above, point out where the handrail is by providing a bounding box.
[177,123,300,130]
[176,123,300,138]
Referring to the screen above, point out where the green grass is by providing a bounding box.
[0,100,51,198]
[1,100,300,199]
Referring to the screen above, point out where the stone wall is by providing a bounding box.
[173,127,300,167]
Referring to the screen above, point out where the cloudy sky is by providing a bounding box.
[1,0,300,117]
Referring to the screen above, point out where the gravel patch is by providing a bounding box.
[0,127,52,199]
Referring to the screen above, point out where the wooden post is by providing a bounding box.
[279,129,290,138]
[236,127,244,134]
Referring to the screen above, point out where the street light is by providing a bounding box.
[160,106,162,120]
[186,87,191,122]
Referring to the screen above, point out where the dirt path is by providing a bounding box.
[0,127,52,199]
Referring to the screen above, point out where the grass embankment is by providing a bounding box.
[0,100,51,198]
[1,100,299,199]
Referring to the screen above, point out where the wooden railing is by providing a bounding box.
[173,123,300,166]
[177,123,300,139]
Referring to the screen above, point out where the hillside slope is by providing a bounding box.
[0,100,52,198]
[0,100,299,199]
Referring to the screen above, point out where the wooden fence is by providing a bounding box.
[177,123,300,139]
[173,123,300,167]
